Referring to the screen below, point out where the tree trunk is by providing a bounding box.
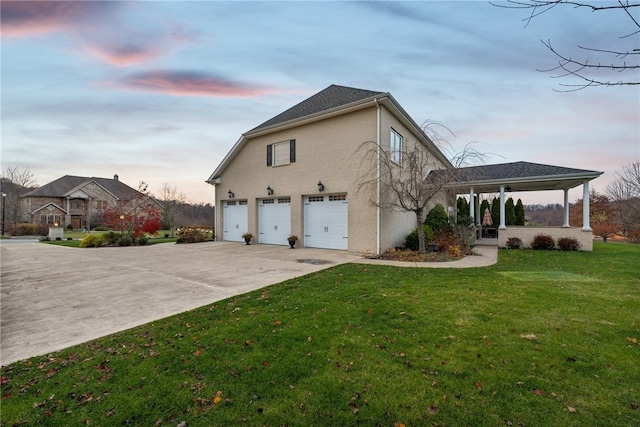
[416,209,426,254]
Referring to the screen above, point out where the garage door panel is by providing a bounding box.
[223,201,248,242]
[304,195,348,250]
[259,198,291,245]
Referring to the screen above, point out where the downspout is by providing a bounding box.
[375,99,381,255]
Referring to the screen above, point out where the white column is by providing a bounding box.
[469,188,475,224]
[499,185,506,230]
[582,181,591,231]
[563,189,570,228]
[475,195,481,227]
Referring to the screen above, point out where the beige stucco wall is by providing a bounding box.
[214,105,452,255]
[498,227,594,251]
[376,109,453,251]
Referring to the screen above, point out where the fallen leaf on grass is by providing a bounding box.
[428,404,438,414]
[105,407,116,417]
[534,389,544,396]
[349,402,360,414]
[567,406,576,413]
[627,337,637,345]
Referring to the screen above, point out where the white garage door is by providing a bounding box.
[259,197,291,245]
[223,200,248,242]
[304,194,348,250]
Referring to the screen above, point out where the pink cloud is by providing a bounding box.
[1,1,112,38]
[116,71,277,98]
[83,43,163,68]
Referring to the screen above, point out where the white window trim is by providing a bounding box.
[390,129,403,164]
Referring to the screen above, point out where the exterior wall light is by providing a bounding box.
[317,181,325,192]
[267,185,274,196]
[228,190,234,199]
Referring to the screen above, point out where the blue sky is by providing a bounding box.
[2,1,638,205]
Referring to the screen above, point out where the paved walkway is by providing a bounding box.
[0,240,498,366]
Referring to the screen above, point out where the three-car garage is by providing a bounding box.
[222,194,348,250]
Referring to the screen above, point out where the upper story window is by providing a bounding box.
[390,129,403,164]
[96,200,109,210]
[267,139,296,166]
[70,199,85,210]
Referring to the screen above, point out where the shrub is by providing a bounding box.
[102,231,121,245]
[176,226,209,244]
[66,224,73,230]
[35,223,49,236]
[432,230,469,257]
[80,234,105,248]
[118,236,133,246]
[93,225,111,231]
[425,205,450,232]
[531,234,555,250]
[506,237,523,249]
[628,230,640,244]
[137,236,149,246]
[557,237,581,251]
[404,225,435,251]
[10,223,36,236]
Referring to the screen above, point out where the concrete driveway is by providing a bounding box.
[0,240,361,366]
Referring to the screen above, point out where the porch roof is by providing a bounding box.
[441,161,603,193]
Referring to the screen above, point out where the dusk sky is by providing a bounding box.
[2,1,638,206]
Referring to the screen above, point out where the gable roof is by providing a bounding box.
[207,84,451,183]
[22,175,141,200]
[250,85,386,132]
[440,161,603,193]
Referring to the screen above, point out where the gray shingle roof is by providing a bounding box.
[249,84,386,132]
[452,161,600,182]
[22,175,140,200]
[434,161,603,192]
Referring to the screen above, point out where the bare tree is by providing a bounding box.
[159,182,188,236]
[359,124,488,253]
[606,161,640,235]
[492,0,640,90]
[1,166,38,188]
[0,166,38,227]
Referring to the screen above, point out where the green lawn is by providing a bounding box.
[1,242,638,426]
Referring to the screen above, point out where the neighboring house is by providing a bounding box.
[206,84,454,254]
[20,175,157,230]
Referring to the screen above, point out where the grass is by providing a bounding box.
[1,242,638,426]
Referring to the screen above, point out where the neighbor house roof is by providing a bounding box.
[438,161,603,193]
[21,175,141,200]
[207,84,452,183]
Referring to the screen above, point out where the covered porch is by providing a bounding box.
[447,161,603,251]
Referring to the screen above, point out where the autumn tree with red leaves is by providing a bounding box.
[102,181,162,239]
[570,190,619,241]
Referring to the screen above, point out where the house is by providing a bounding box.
[20,174,156,230]
[206,84,454,254]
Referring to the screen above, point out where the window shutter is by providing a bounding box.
[267,144,272,166]
[289,139,296,163]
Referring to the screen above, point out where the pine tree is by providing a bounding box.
[491,197,500,227]
[506,197,516,226]
[515,199,525,225]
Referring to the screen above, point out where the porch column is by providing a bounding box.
[582,181,591,231]
[475,194,481,227]
[469,188,475,224]
[563,189,570,228]
[498,185,506,229]
[65,196,71,227]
